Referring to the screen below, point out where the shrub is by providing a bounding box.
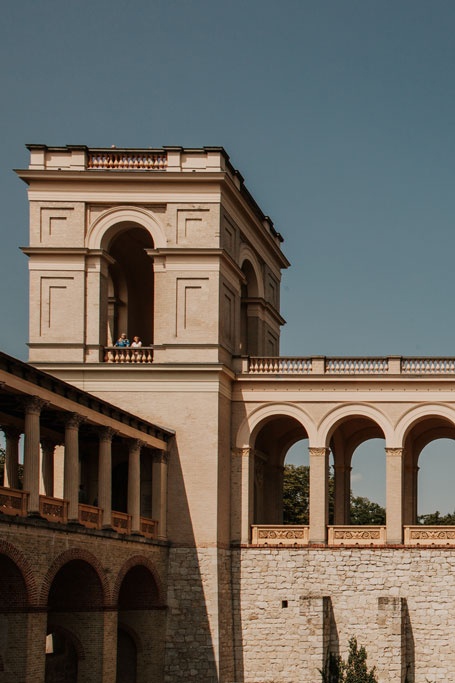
[321,637,378,683]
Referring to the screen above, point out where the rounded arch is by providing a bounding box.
[235,403,318,449]
[395,404,455,447]
[87,206,167,250]
[40,548,110,608]
[0,540,39,607]
[317,403,393,447]
[239,244,264,298]
[46,624,85,661]
[113,555,164,608]
[117,622,143,654]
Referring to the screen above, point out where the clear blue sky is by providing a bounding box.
[2,1,455,513]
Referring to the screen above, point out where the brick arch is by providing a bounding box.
[117,621,143,653]
[113,555,165,608]
[0,540,39,607]
[40,547,111,608]
[46,624,85,661]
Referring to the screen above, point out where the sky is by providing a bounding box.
[1,0,455,513]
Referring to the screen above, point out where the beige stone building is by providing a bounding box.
[2,144,455,680]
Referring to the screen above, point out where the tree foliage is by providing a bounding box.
[418,510,455,525]
[283,465,385,525]
[320,637,378,683]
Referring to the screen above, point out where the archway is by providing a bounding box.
[116,628,137,683]
[418,438,455,522]
[117,563,163,683]
[0,554,28,681]
[329,415,386,525]
[251,415,308,524]
[47,559,104,683]
[107,225,155,346]
[240,258,261,356]
[401,414,455,524]
[45,629,78,683]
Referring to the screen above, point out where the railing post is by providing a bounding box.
[311,356,325,374]
[388,356,402,374]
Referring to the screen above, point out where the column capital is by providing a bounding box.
[152,449,169,465]
[232,447,253,459]
[98,426,117,443]
[65,413,86,430]
[128,438,147,452]
[23,396,48,415]
[309,447,329,457]
[385,447,405,458]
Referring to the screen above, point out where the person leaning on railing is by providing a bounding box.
[131,336,142,347]
[114,333,130,347]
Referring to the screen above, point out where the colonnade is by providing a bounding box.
[1,395,169,539]
[237,445,412,545]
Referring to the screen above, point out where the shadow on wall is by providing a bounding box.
[165,437,220,682]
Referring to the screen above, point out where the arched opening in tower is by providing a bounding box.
[107,225,155,347]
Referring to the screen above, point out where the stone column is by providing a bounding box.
[403,452,418,526]
[334,462,351,525]
[23,397,47,514]
[2,425,20,489]
[65,414,84,522]
[98,427,115,528]
[386,447,404,544]
[309,447,329,544]
[128,439,143,534]
[41,438,56,496]
[152,450,169,539]
[230,447,254,545]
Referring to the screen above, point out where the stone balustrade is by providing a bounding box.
[250,524,455,547]
[404,525,455,545]
[88,150,167,170]
[251,525,310,546]
[39,495,68,523]
[112,510,132,535]
[104,346,154,364]
[0,487,159,539]
[246,356,455,375]
[328,525,386,546]
[0,487,28,516]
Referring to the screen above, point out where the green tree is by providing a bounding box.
[350,496,385,525]
[342,638,377,683]
[283,464,384,525]
[418,510,455,525]
[320,638,378,683]
[283,464,309,524]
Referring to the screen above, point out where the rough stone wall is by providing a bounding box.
[232,547,455,683]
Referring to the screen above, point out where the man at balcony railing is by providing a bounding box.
[114,333,130,347]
